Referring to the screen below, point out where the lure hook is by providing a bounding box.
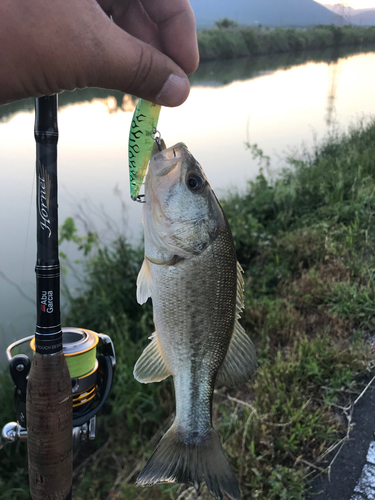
[151,128,163,152]
[131,194,146,203]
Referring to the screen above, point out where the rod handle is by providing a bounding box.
[26,351,72,500]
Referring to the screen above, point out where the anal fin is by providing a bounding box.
[216,261,257,388]
[216,321,257,388]
[134,332,171,383]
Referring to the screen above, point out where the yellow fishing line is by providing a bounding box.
[30,331,98,378]
[65,347,97,378]
[73,385,98,407]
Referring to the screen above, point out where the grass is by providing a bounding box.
[198,24,375,61]
[0,371,29,499]
[1,119,375,499]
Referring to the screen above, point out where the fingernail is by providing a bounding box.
[156,74,190,106]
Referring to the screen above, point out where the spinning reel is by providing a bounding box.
[1,327,115,450]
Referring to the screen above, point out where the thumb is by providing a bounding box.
[83,16,191,107]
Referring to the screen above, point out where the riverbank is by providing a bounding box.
[1,119,375,499]
[198,24,375,61]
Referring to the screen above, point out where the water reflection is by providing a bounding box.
[2,45,374,123]
[325,58,343,127]
[0,89,137,123]
[190,45,375,86]
[98,93,137,114]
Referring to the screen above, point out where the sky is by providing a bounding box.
[316,0,375,8]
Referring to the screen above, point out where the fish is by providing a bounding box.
[134,143,257,500]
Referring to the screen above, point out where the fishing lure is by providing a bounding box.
[128,99,161,201]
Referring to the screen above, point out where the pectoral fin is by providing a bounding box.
[216,261,257,388]
[134,332,171,383]
[137,258,153,305]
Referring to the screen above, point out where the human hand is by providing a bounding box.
[0,0,199,106]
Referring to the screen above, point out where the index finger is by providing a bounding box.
[140,0,199,74]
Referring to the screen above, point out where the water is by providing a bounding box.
[1,47,375,363]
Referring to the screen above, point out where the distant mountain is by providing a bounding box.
[190,0,342,28]
[323,4,373,15]
[351,10,375,25]
[323,4,375,25]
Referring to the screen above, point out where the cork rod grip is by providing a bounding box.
[26,351,73,500]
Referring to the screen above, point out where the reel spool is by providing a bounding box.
[4,327,115,435]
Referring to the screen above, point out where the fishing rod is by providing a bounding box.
[28,94,73,499]
[1,96,116,498]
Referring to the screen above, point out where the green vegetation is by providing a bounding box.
[2,118,375,499]
[198,24,375,60]
[0,372,29,499]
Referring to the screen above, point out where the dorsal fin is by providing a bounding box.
[216,262,257,388]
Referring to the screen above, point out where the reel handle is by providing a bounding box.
[9,354,30,427]
[0,422,27,449]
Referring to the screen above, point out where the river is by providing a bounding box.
[1,47,375,363]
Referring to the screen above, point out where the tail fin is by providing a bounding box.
[136,424,241,500]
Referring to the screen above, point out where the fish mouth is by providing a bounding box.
[151,143,188,177]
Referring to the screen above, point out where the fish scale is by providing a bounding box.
[152,229,237,437]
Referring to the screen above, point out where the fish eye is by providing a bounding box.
[186,173,205,193]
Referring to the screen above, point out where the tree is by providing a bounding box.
[215,18,238,29]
